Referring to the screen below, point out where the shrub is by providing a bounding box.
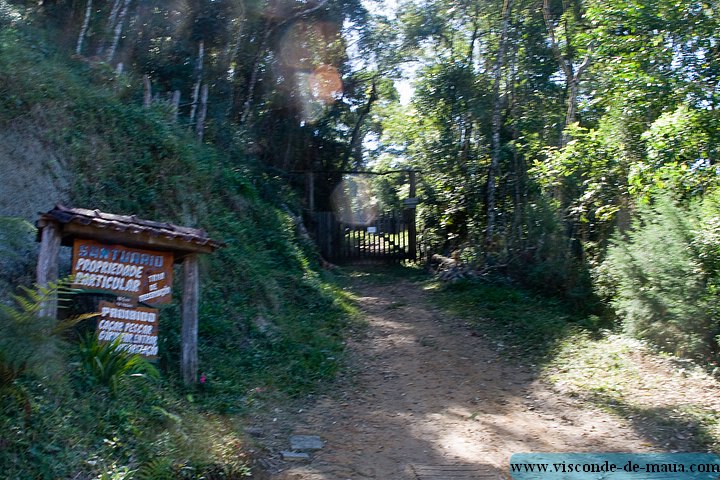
[601,196,720,360]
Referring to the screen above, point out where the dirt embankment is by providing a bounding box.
[0,117,70,221]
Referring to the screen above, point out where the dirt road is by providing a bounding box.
[255,273,654,479]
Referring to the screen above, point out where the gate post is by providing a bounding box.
[407,171,417,260]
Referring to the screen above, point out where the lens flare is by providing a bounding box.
[331,176,379,226]
[309,64,342,103]
[276,20,343,123]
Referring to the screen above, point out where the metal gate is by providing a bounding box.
[314,211,416,262]
[304,170,419,264]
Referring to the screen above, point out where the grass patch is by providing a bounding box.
[546,332,720,452]
[428,277,720,452]
[338,263,429,287]
[428,278,596,361]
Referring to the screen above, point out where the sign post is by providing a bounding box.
[71,239,174,305]
[97,301,159,359]
[37,205,223,383]
[70,239,173,360]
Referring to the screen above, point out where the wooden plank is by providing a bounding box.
[37,222,61,318]
[59,222,216,258]
[181,254,199,384]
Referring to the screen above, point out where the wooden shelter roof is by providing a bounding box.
[38,204,224,259]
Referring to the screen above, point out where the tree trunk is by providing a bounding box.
[342,79,377,170]
[143,74,152,108]
[36,223,61,319]
[224,2,247,117]
[542,0,591,146]
[196,84,209,142]
[75,0,93,56]
[225,0,247,75]
[171,90,181,123]
[485,0,513,252]
[239,26,270,126]
[508,43,526,249]
[97,0,122,56]
[106,0,132,64]
[190,40,205,125]
[238,0,330,125]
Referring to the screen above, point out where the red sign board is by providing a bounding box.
[97,301,159,360]
[71,239,173,305]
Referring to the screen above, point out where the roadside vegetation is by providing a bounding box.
[430,276,720,454]
[0,19,357,479]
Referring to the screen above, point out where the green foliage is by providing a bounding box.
[535,123,627,227]
[135,457,175,480]
[429,277,594,361]
[0,20,353,479]
[600,196,720,360]
[510,198,595,306]
[632,105,720,199]
[0,280,90,393]
[77,334,159,393]
[0,217,36,299]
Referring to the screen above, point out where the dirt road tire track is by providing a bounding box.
[256,275,654,479]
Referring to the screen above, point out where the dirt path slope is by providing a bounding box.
[256,274,655,479]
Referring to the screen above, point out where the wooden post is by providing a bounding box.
[181,254,200,385]
[407,171,417,260]
[37,222,61,318]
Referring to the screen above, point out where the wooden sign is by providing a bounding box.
[71,239,173,305]
[97,301,159,359]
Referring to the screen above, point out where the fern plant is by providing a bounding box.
[0,279,92,422]
[135,457,176,480]
[77,333,159,393]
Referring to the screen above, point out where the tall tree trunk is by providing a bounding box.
[75,0,93,56]
[196,84,209,142]
[171,90,181,123]
[225,0,247,75]
[107,0,123,32]
[542,0,591,146]
[239,0,330,126]
[97,0,122,56]
[143,74,152,108]
[238,24,271,126]
[224,1,247,117]
[342,79,377,170]
[508,41,526,249]
[106,0,132,64]
[190,40,205,125]
[485,0,514,253]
